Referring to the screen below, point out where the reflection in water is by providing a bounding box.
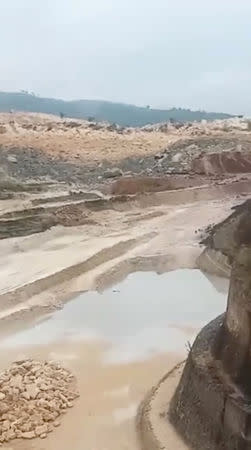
[0,269,228,363]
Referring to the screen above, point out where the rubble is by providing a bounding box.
[0,359,79,444]
[103,167,123,178]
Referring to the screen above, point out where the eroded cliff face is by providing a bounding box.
[197,200,251,278]
[170,200,251,450]
[201,199,251,258]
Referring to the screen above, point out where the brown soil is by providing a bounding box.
[192,150,251,175]
[0,338,184,450]
[0,112,178,163]
[108,174,217,196]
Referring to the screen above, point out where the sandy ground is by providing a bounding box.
[0,181,245,326]
[0,112,178,163]
[0,337,184,450]
[0,173,248,450]
[0,268,227,450]
[138,362,187,450]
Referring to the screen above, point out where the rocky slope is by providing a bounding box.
[0,113,251,187]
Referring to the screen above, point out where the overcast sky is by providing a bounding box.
[1,0,251,114]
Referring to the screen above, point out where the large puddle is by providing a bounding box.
[1,269,228,362]
[0,269,228,450]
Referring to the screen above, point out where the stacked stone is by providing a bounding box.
[0,359,79,443]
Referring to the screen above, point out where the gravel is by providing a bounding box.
[0,359,79,444]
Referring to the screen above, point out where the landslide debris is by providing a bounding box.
[0,359,79,444]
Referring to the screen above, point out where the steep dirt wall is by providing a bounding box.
[192,151,251,175]
[197,248,231,277]
[170,199,251,450]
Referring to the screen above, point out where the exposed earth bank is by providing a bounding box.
[138,199,251,450]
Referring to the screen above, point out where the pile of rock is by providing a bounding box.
[0,359,79,444]
[140,117,248,135]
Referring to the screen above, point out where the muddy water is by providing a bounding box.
[0,269,228,450]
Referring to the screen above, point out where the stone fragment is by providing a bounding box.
[25,384,40,399]
[2,422,10,432]
[103,167,123,178]
[22,431,36,439]
[10,375,22,390]
[35,424,48,436]
[40,433,47,439]
[21,392,30,400]
[40,384,50,391]
[20,361,33,369]
[2,429,16,441]
[7,155,17,163]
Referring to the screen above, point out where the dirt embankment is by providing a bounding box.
[0,113,251,187]
[168,199,251,450]
[197,199,251,278]
[107,174,214,196]
[137,200,251,450]
[192,150,251,175]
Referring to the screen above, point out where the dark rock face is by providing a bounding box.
[201,199,251,260]
[170,200,251,449]
[170,315,251,450]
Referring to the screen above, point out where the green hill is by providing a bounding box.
[0,91,233,127]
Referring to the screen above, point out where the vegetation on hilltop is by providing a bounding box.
[0,91,233,127]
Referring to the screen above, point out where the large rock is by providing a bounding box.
[103,167,123,178]
[170,200,251,449]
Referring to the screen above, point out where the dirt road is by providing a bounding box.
[0,178,247,327]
